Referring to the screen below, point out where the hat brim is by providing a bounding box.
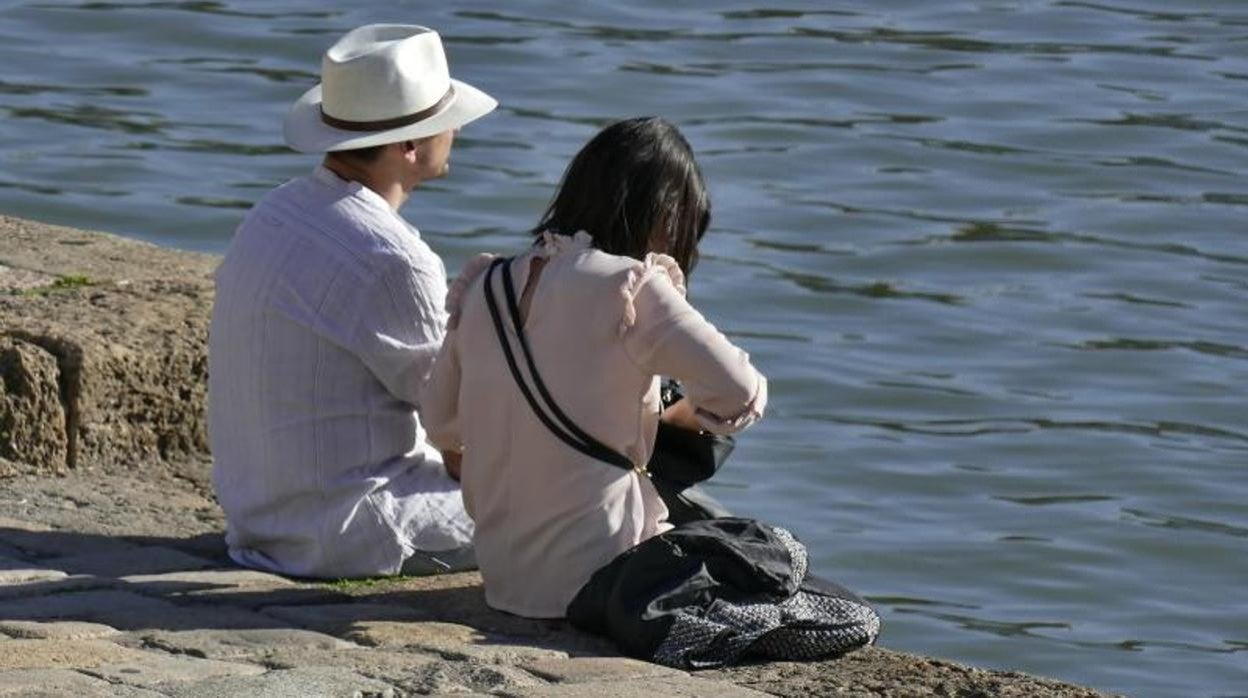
[283,78,497,153]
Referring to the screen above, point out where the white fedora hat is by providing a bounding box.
[283,24,497,153]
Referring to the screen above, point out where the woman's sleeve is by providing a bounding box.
[419,253,493,452]
[621,256,767,435]
[421,328,462,452]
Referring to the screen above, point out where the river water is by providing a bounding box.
[1,2,1245,695]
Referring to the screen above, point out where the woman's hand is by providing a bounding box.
[660,398,704,432]
[441,450,463,482]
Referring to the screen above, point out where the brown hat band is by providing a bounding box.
[320,86,456,132]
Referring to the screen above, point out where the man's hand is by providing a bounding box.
[441,450,463,482]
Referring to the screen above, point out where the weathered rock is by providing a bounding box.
[0,556,67,584]
[0,216,1117,698]
[524,656,684,684]
[115,628,359,661]
[0,589,285,631]
[121,568,295,593]
[0,470,223,543]
[119,568,351,608]
[0,513,139,558]
[0,620,120,641]
[258,602,430,635]
[240,645,442,677]
[344,620,569,664]
[705,646,1112,698]
[2,280,213,472]
[509,675,770,697]
[0,215,217,475]
[0,216,217,287]
[0,337,66,473]
[0,574,113,602]
[0,668,165,697]
[79,652,266,689]
[0,638,151,669]
[53,544,217,577]
[0,264,57,294]
[395,659,548,695]
[164,665,398,698]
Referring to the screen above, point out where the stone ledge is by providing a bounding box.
[0,215,216,475]
[0,216,1116,697]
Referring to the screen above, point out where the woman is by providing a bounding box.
[423,117,878,666]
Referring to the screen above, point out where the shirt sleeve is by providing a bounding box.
[621,265,767,435]
[350,254,448,408]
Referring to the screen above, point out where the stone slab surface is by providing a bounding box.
[706,647,1113,698]
[395,659,548,695]
[509,675,771,697]
[115,627,359,660]
[0,589,286,631]
[0,574,114,601]
[524,656,685,683]
[164,665,398,698]
[344,620,569,664]
[0,473,223,543]
[0,619,120,640]
[80,652,266,689]
[259,601,429,635]
[0,264,57,293]
[0,556,67,584]
[121,568,294,591]
[0,218,1119,698]
[242,645,441,677]
[54,544,217,577]
[0,638,151,669]
[0,515,139,559]
[0,668,165,697]
[0,337,67,472]
[119,568,350,607]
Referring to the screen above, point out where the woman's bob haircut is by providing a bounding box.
[533,116,710,277]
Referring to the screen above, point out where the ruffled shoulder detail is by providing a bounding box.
[446,253,497,329]
[618,253,687,336]
[536,229,594,257]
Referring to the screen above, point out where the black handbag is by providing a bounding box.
[652,379,734,488]
[483,257,732,522]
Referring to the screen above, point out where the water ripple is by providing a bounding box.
[175,196,252,210]
[29,1,340,19]
[7,105,166,135]
[804,415,1248,445]
[1054,2,1230,24]
[791,27,1219,61]
[1065,337,1248,360]
[0,80,146,97]
[1121,508,1248,539]
[995,494,1117,506]
[720,8,862,20]
[1082,292,1190,309]
[774,269,963,305]
[904,222,1248,268]
[1064,112,1248,134]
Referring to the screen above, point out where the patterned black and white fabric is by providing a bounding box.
[567,518,880,669]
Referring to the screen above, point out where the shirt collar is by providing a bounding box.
[310,165,393,214]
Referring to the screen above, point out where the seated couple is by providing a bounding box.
[208,24,879,667]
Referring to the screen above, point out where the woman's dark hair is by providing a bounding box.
[533,117,710,277]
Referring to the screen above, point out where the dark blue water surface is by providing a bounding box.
[2,2,1245,695]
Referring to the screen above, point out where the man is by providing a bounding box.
[208,24,496,578]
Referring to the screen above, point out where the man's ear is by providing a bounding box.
[388,140,416,163]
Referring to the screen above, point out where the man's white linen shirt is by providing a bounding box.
[209,165,472,578]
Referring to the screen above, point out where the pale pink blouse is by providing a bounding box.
[422,232,767,618]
